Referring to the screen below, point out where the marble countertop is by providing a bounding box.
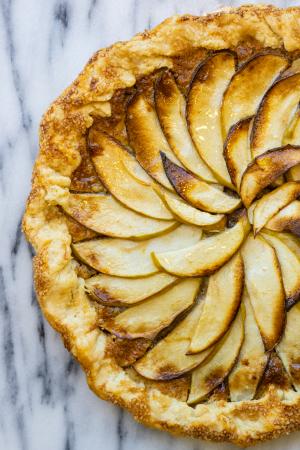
[1,1,300,449]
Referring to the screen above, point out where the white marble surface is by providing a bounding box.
[2,1,300,449]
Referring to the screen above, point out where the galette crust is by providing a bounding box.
[23,5,300,446]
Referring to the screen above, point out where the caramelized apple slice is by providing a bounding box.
[221,52,288,136]
[251,73,300,158]
[241,234,285,350]
[88,128,173,220]
[187,51,236,188]
[85,272,177,306]
[73,224,202,277]
[126,92,180,189]
[102,279,201,339]
[63,193,176,239]
[277,302,300,391]
[224,118,252,190]
[240,145,300,207]
[188,307,244,405]
[134,302,214,380]
[153,213,250,277]
[229,292,267,402]
[159,190,226,231]
[253,182,300,234]
[161,153,241,213]
[154,70,217,182]
[266,201,300,236]
[188,254,243,353]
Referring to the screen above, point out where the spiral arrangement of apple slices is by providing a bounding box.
[66,50,300,404]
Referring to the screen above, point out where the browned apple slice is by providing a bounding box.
[161,153,241,213]
[262,231,300,308]
[229,292,267,402]
[73,224,202,277]
[188,253,243,354]
[221,52,288,137]
[126,92,181,189]
[241,234,285,350]
[158,189,226,231]
[187,51,236,188]
[266,201,300,236]
[154,70,217,183]
[134,302,214,380]
[63,193,177,239]
[224,118,252,190]
[153,213,250,277]
[253,182,300,234]
[251,73,300,158]
[88,128,173,220]
[85,272,177,306]
[102,278,201,339]
[240,145,300,207]
[188,307,244,405]
[277,302,300,391]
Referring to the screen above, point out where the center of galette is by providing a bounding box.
[64,50,300,404]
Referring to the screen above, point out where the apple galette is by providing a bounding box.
[23,4,300,446]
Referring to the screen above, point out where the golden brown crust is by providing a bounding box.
[23,4,300,446]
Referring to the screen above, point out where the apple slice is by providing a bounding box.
[224,118,252,190]
[159,189,226,231]
[284,110,300,181]
[277,302,300,391]
[266,201,300,236]
[73,224,202,277]
[229,292,267,402]
[188,307,244,405]
[154,70,217,183]
[247,201,257,225]
[221,52,288,137]
[262,231,300,309]
[253,181,300,234]
[88,128,173,220]
[241,234,285,350]
[188,253,243,353]
[240,145,300,207]
[134,302,214,380]
[85,272,177,306]
[121,155,152,185]
[126,92,181,189]
[63,193,177,239]
[161,153,241,213]
[153,213,250,277]
[187,51,236,188]
[251,73,300,158]
[274,232,300,261]
[102,278,201,339]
